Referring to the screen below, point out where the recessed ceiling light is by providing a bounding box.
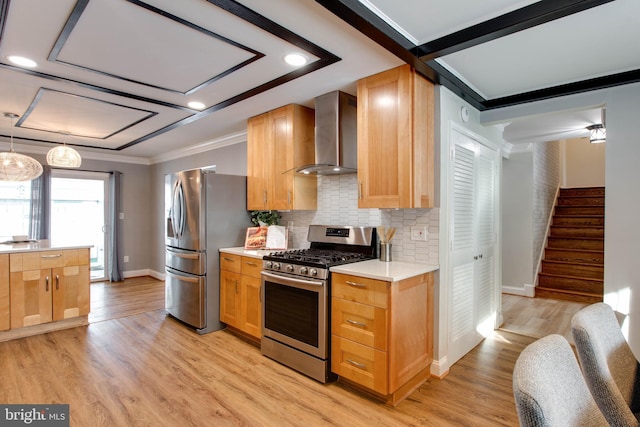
[187,101,206,110]
[7,55,37,68]
[283,53,308,67]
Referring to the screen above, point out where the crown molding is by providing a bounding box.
[149,131,247,164]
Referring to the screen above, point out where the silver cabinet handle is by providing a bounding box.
[245,261,257,266]
[223,257,236,262]
[55,274,60,290]
[345,281,366,288]
[346,319,366,328]
[41,254,62,259]
[45,276,49,292]
[346,359,366,369]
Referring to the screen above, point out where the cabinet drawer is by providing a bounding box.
[331,335,387,394]
[332,298,387,350]
[220,253,241,273]
[10,250,68,272]
[332,273,388,308]
[241,257,262,278]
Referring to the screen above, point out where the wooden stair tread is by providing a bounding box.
[542,259,603,267]
[548,236,604,241]
[538,272,603,282]
[553,214,604,218]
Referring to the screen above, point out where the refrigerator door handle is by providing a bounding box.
[171,180,185,238]
[166,247,200,260]
[166,269,200,284]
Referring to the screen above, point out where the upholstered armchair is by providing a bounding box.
[571,302,640,427]
[513,334,608,427]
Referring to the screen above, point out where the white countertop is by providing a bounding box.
[0,240,92,254]
[330,259,439,282]
[219,247,274,260]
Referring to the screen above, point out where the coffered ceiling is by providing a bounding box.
[0,0,636,162]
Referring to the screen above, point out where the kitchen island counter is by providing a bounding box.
[330,259,439,282]
[0,240,92,254]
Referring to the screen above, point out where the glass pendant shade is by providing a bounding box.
[0,150,44,181]
[47,145,82,168]
[0,112,43,181]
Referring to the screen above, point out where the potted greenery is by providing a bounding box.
[250,210,280,227]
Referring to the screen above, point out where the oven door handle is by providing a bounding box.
[261,271,324,287]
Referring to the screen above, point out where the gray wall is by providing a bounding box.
[502,150,534,291]
[148,142,248,275]
[603,83,640,358]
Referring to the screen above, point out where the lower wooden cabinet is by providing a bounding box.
[0,254,9,331]
[220,253,262,339]
[331,271,433,404]
[9,249,90,329]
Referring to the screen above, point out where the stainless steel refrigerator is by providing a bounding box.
[165,168,247,334]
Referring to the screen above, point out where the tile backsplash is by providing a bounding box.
[279,174,439,265]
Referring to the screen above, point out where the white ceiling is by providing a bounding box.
[0,0,635,163]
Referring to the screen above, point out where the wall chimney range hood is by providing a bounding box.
[295,91,357,175]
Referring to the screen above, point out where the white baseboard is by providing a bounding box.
[123,269,165,280]
[430,356,450,379]
[502,284,535,297]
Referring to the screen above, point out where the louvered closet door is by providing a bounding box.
[448,128,498,366]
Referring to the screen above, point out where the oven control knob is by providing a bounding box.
[265,261,272,269]
[300,267,308,275]
[286,264,294,272]
[273,262,281,270]
[310,268,318,277]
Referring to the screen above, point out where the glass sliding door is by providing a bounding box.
[50,170,109,281]
[0,181,32,240]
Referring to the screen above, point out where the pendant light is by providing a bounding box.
[0,113,43,181]
[47,132,81,168]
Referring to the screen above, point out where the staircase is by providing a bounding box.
[537,187,604,304]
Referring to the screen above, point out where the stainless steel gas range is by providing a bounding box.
[260,225,377,383]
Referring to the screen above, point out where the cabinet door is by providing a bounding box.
[52,264,90,321]
[240,275,262,338]
[220,269,241,327]
[10,269,53,328]
[247,112,271,210]
[0,254,9,331]
[270,106,294,210]
[358,65,412,208]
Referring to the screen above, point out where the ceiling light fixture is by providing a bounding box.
[7,55,37,68]
[283,53,308,67]
[0,113,43,181]
[587,124,606,144]
[187,101,206,110]
[47,132,81,168]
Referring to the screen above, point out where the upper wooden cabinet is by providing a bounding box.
[357,64,435,209]
[247,104,317,211]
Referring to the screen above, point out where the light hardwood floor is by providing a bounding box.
[500,293,588,345]
[0,277,586,426]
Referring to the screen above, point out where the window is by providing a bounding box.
[0,180,31,239]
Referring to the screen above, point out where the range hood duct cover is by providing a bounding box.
[295,91,357,175]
